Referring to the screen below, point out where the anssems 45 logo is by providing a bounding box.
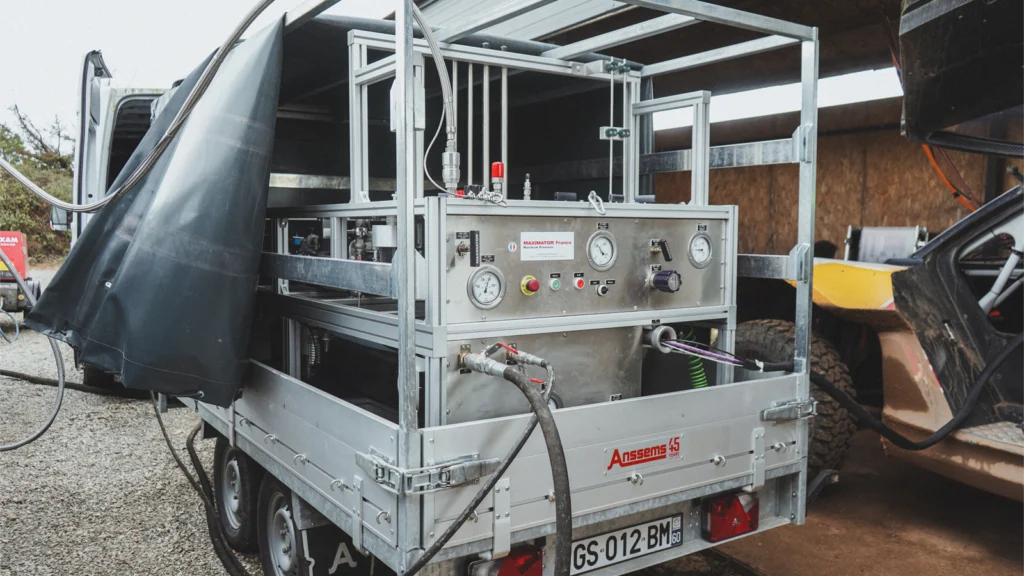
[607,435,682,471]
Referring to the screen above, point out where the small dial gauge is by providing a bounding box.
[688,232,713,268]
[586,230,618,271]
[467,266,506,309]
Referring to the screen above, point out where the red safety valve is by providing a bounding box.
[491,162,505,179]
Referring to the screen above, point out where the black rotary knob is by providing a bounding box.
[652,270,682,293]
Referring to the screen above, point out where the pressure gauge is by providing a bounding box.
[688,232,713,269]
[586,230,618,271]
[467,265,506,309]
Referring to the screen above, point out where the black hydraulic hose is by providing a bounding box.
[0,369,151,398]
[152,396,251,576]
[401,363,567,576]
[0,248,65,453]
[499,366,572,576]
[185,423,252,576]
[754,332,1023,451]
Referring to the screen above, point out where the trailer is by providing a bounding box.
[65,2,825,575]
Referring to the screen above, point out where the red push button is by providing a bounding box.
[574,278,586,290]
[521,275,540,296]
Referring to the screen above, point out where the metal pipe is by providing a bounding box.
[393,4,420,561]
[640,35,799,78]
[468,63,474,186]
[621,69,628,202]
[620,0,815,40]
[542,14,697,60]
[979,247,1022,312]
[501,47,509,193]
[608,68,614,199]
[483,62,491,190]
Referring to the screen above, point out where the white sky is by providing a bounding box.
[0,0,395,137]
[654,67,904,131]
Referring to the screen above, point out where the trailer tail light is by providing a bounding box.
[469,547,543,576]
[701,492,759,543]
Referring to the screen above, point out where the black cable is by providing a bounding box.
[0,369,151,398]
[186,423,252,576]
[151,394,251,576]
[400,361,566,576]
[0,248,65,453]
[500,366,572,576]
[753,333,1023,451]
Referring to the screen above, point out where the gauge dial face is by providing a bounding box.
[688,233,713,268]
[587,231,618,271]
[467,266,506,309]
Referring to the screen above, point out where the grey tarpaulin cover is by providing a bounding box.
[25,21,284,407]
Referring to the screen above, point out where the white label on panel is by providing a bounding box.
[520,231,574,261]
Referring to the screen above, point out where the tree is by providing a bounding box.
[0,106,73,258]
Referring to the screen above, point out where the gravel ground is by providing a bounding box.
[0,269,262,576]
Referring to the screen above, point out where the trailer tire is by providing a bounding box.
[214,436,262,553]
[734,319,857,477]
[82,365,119,390]
[258,475,310,576]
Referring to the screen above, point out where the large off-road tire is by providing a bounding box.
[734,319,857,477]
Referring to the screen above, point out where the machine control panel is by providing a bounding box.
[445,213,730,324]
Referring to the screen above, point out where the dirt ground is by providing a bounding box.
[703,430,1023,576]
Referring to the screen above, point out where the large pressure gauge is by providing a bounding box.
[467,265,506,309]
[586,230,618,271]
[688,232,713,268]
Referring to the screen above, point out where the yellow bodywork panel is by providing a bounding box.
[788,259,908,324]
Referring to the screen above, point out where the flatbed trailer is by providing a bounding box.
[78,2,824,575]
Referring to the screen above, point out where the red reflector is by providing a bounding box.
[497,547,542,576]
[701,492,759,543]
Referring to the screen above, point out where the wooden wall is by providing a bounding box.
[655,129,1023,255]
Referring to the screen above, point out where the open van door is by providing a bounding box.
[72,50,165,242]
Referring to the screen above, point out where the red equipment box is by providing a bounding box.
[0,231,28,280]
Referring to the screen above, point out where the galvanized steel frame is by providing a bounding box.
[200,0,819,571]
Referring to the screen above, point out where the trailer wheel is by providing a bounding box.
[214,436,262,552]
[734,319,857,477]
[258,475,309,576]
[82,365,119,390]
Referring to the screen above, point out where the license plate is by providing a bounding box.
[570,515,683,575]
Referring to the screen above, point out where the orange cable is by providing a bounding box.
[922,144,977,211]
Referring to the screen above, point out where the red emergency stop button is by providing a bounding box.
[574,278,586,290]
[521,275,540,296]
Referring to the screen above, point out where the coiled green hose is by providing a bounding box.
[684,329,709,389]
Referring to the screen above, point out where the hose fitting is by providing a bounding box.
[461,352,507,377]
[642,325,677,354]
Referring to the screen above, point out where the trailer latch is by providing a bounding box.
[356,450,501,495]
[760,399,817,423]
